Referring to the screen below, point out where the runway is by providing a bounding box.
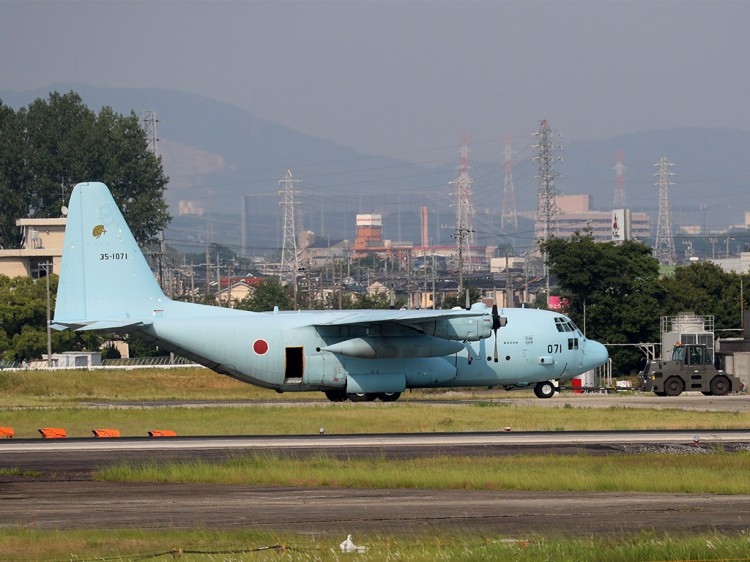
[3,481,749,536]
[3,429,750,455]
[2,429,750,535]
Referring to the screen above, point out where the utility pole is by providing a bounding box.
[726,236,734,258]
[523,251,530,305]
[653,156,676,265]
[143,109,167,291]
[505,250,514,308]
[431,251,436,310]
[204,247,211,299]
[41,262,52,367]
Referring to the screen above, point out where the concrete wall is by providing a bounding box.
[723,352,750,390]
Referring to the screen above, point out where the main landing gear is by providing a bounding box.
[324,390,402,403]
[533,380,556,399]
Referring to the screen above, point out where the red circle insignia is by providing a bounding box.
[253,339,269,355]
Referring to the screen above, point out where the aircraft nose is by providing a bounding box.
[583,340,609,371]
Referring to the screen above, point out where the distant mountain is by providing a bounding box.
[3,85,750,255]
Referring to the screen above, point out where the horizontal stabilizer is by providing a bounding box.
[50,320,152,332]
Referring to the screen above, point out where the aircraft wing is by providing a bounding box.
[311,308,493,342]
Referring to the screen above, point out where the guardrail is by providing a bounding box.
[1,356,201,371]
[102,356,196,367]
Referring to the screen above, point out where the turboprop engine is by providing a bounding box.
[406,303,494,342]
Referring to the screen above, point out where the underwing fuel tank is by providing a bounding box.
[322,335,465,359]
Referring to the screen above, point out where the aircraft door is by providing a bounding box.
[284,347,304,383]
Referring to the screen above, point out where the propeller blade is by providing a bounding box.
[491,304,501,331]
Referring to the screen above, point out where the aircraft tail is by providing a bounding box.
[53,182,167,330]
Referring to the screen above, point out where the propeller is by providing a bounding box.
[491,303,507,363]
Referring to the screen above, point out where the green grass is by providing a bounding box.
[2,401,749,438]
[95,451,750,494]
[0,367,285,406]
[0,529,748,561]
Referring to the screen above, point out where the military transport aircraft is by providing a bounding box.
[52,182,608,401]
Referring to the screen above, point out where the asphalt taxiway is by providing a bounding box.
[2,427,750,535]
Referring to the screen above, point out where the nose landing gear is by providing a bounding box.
[534,380,556,399]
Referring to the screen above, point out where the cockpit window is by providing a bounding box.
[554,317,577,333]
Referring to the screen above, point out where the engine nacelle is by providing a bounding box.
[420,314,492,342]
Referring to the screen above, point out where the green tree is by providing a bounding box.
[0,91,169,247]
[0,274,103,361]
[542,234,663,374]
[441,287,482,309]
[660,262,747,331]
[234,278,294,312]
[350,290,404,309]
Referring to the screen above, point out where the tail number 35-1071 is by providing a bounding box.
[100,253,129,261]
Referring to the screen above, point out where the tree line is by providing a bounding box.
[542,233,749,374]
[0,91,169,248]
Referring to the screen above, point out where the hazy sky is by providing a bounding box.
[2,0,749,160]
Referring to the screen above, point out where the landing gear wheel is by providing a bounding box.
[378,392,401,402]
[534,381,555,399]
[663,376,685,397]
[710,375,731,396]
[325,390,347,402]
[348,393,377,402]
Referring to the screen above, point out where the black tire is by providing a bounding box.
[653,390,667,397]
[325,390,347,402]
[348,392,377,402]
[710,375,731,396]
[663,376,685,397]
[378,392,401,402]
[534,381,555,399]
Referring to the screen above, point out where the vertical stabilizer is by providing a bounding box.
[53,182,167,327]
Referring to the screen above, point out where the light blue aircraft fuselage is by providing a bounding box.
[53,182,608,401]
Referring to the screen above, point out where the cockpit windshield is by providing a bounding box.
[554,316,582,336]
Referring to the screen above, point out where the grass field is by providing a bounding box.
[1,529,749,561]
[95,450,750,494]
[2,368,750,561]
[1,368,749,438]
[2,400,750,438]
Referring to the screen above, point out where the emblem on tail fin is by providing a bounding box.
[92,224,107,238]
